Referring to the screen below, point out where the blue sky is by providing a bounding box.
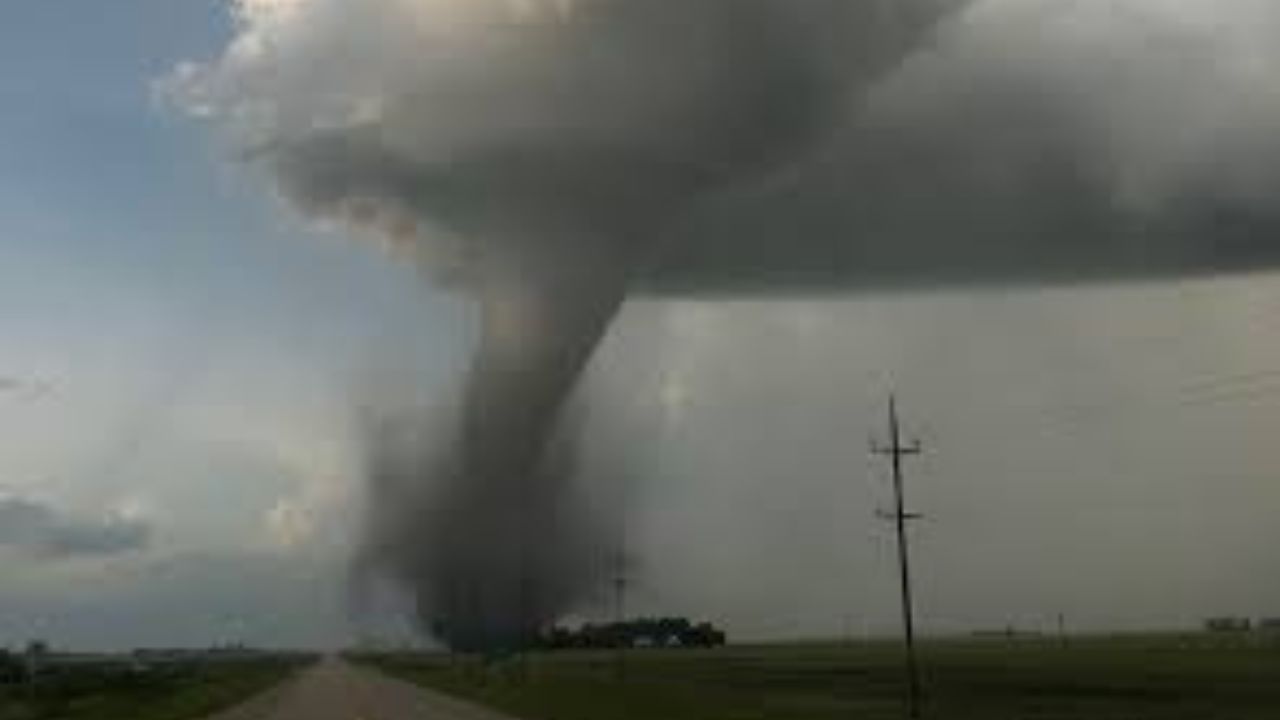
[0,1,468,647]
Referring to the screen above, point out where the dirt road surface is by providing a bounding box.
[204,656,519,720]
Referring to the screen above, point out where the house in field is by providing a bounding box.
[539,617,727,650]
[1204,617,1252,633]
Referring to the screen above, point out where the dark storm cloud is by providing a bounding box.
[651,0,1280,293]
[0,497,150,558]
[170,0,955,650]
[0,377,52,401]
[167,0,958,286]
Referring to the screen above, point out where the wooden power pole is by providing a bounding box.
[873,395,924,719]
[612,536,628,682]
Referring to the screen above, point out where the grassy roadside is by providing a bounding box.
[355,635,1280,720]
[0,656,312,720]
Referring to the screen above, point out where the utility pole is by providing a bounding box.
[517,481,536,684]
[518,571,533,684]
[612,534,628,682]
[447,579,459,669]
[872,394,924,719]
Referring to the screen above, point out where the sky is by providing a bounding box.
[0,0,466,649]
[0,0,1279,650]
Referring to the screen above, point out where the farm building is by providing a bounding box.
[1204,617,1252,633]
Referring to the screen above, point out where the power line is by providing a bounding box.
[872,394,925,720]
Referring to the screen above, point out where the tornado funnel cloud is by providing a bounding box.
[167,0,981,650]
[440,241,631,650]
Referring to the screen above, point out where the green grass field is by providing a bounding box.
[360,634,1280,720]
[0,656,309,720]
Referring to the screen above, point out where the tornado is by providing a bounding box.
[168,0,957,649]
[168,0,1280,650]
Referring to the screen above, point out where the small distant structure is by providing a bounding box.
[539,617,727,650]
[24,640,49,678]
[1204,617,1252,633]
[1258,618,1280,632]
[130,645,268,666]
[972,626,1043,640]
[0,651,24,684]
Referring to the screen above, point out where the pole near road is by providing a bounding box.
[872,394,924,719]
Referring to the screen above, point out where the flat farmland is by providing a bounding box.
[360,634,1280,720]
[0,655,309,720]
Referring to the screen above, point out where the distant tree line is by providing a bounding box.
[0,650,24,684]
[1205,617,1280,633]
[537,617,727,650]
